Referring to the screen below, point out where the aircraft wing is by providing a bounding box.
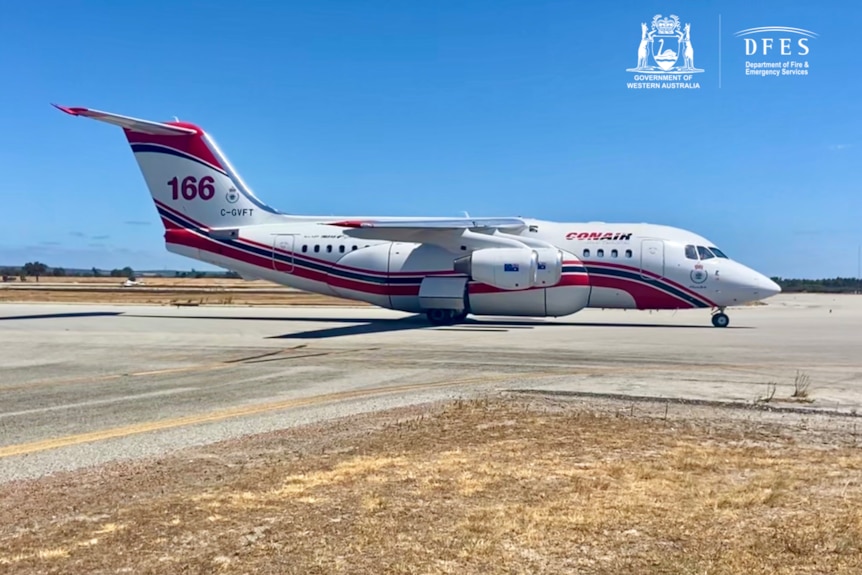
[326,217,533,250]
[329,217,528,231]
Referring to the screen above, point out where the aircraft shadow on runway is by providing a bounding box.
[124,313,479,339]
[118,312,734,339]
[0,311,124,321]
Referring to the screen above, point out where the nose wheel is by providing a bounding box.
[711,309,729,328]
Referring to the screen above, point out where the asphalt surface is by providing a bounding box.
[2,293,861,482]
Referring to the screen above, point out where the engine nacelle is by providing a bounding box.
[532,247,563,287]
[454,247,539,290]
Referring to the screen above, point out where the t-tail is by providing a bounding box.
[53,104,286,233]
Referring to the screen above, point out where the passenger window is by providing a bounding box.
[697,245,715,260]
[583,249,590,258]
[339,245,345,253]
[685,245,698,260]
[352,245,358,251]
[597,248,604,257]
[314,245,320,253]
[326,245,332,253]
[625,249,632,258]
[301,244,308,253]
[611,249,618,258]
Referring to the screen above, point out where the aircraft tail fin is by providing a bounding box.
[54,104,284,232]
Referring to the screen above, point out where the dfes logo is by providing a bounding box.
[734,26,817,78]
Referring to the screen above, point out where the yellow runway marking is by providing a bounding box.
[0,373,544,459]
[0,359,802,459]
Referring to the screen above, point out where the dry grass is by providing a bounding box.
[1,397,861,574]
[0,277,366,306]
[792,370,813,400]
[8,276,256,287]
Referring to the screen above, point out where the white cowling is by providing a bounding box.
[532,247,564,287]
[454,247,540,290]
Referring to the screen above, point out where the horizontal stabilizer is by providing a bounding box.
[52,104,197,136]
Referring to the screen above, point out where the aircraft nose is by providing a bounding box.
[764,276,782,295]
[751,272,781,298]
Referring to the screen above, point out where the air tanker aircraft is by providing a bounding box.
[56,105,780,328]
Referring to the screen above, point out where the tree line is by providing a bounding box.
[770,276,862,293]
[2,262,241,282]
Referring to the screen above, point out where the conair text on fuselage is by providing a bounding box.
[565,232,633,241]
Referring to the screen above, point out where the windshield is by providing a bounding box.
[685,244,729,260]
[697,245,714,260]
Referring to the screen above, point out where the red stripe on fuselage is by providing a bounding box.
[165,229,419,296]
[585,260,716,307]
[589,275,697,309]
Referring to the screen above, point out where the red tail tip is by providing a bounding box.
[52,103,88,116]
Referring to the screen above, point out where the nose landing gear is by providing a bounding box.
[711,308,729,328]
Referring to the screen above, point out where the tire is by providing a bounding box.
[426,309,456,326]
[711,312,729,328]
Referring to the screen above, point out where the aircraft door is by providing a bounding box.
[272,234,295,273]
[640,239,664,278]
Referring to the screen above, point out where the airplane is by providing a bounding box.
[55,104,781,328]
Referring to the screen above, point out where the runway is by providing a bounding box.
[2,293,861,482]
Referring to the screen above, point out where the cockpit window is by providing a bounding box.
[684,245,698,260]
[697,245,715,260]
[686,244,728,260]
[685,245,697,260]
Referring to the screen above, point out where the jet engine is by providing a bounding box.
[532,247,564,287]
[454,247,559,290]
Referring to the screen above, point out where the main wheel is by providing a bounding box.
[426,309,458,326]
[711,312,729,328]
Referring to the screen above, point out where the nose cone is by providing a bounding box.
[751,272,781,299]
[716,262,781,305]
[762,276,782,296]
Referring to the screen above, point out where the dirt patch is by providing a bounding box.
[0,278,368,306]
[1,396,861,574]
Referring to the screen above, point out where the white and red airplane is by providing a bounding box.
[56,104,780,328]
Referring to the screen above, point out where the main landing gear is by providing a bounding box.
[425,309,468,326]
[711,308,730,328]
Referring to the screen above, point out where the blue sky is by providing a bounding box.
[1,0,859,278]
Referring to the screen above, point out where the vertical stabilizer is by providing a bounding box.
[54,104,284,231]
